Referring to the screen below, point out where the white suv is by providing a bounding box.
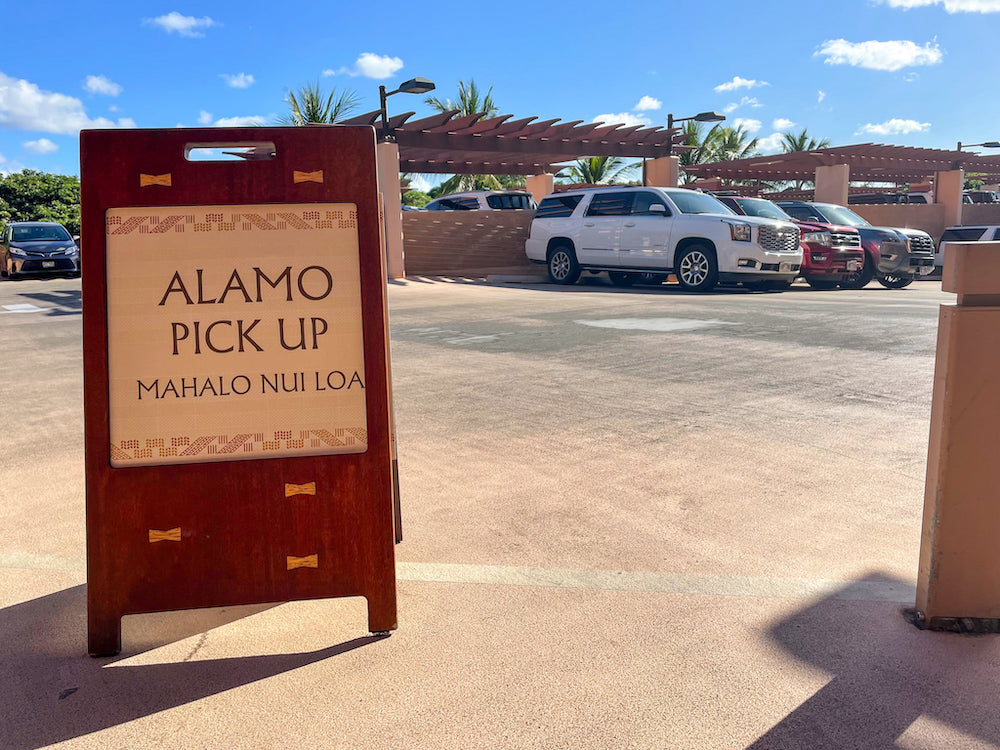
[424,190,536,211]
[936,225,1000,271]
[525,186,802,292]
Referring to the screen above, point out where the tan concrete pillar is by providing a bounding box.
[814,164,850,205]
[376,141,405,279]
[526,173,554,205]
[934,169,964,228]
[644,156,679,187]
[917,242,1000,627]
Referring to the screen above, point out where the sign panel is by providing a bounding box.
[81,127,396,657]
[106,203,367,466]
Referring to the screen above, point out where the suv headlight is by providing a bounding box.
[803,231,832,245]
[9,246,27,257]
[728,222,752,242]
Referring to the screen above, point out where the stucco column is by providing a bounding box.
[917,242,1000,627]
[644,156,679,187]
[376,141,405,279]
[934,169,964,228]
[814,164,850,205]
[526,173,555,205]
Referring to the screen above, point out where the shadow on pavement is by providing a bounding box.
[1,585,385,749]
[747,573,1000,749]
[19,288,82,316]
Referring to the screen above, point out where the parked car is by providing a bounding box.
[424,190,537,211]
[1,221,80,279]
[525,186,802,292]
[776,201,934,289]
[963,191,999,204]
[847,192,930,205]
[715,195,862,290]
[936,225,1000,271]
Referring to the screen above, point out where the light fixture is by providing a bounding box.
[666,111,726,155]
[379,77,436,141]
[957,140,1000,151]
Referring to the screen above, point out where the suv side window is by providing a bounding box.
[586,192,633,217]
[630,191,671,216]
[941,228,988,242]
[992,229,1000,241]
[782,205,820,222]
[535,195,582,219]
[486,194,533,209]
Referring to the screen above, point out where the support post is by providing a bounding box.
[644,156,679,188]
[917,242,1000,628]
[814,164,850,205]
[526,173,554,205]
[376,141,405,279]
[934,169,964,229]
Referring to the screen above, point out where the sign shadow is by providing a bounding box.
[746,573,1000,749]
[1,585,385,749]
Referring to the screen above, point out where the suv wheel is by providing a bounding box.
[675,245,718,292]
[876,273,913,289]
[547,244,581,285]
[840,256,875,289]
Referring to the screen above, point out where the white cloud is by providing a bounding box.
[634,96,661,111]
[407,175,432,193]
[856,118,931,135]
[816,39,943,71]
[592,112,652,128]
[0,73,135,134]
[773,118,796,130]
[756,133,786,154]
[877,0,1000,11]
[212,115,265,127]
[818,90,827,103]
[324,53,404,79]
[84,75,122,96]
[198,110,213,125]
[722,96,762,114]
[714,76,769,92]
[734,118,762,133]
[221,73,254,89]
[145,12,218,37]
[24,138,58,154]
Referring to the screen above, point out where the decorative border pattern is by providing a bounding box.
[111,428,367,463]
[106,208,358,236]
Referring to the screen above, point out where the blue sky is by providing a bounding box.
[2,0,999,188]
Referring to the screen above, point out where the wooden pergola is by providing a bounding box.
[682,143,1000,184]
[340,108,689,175]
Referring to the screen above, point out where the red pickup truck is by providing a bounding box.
[715,196,863,289]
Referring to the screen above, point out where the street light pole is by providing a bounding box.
[957,140,1000,151]
[377,77,436,142]
[666,111,725,156]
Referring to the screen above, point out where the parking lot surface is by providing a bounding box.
[3,275,1000,749]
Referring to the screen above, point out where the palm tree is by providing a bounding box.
[780,128,832,154]
[678,121,727,184]
[711,125,759,162]
[568,156,638,184]
[279,83,360,125]
[425,79,499,119]
[780,129,833,191]
[424,79,502,193]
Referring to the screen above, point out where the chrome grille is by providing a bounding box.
[758,224,800,253]
[830,231,861,248]
[906,233,934,254]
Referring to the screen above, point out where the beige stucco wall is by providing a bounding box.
[402,211,536,276]
[962,204,1000,226]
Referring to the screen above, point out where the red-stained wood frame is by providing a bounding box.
[80,127,395,656]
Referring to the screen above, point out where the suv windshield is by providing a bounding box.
[12,225,72,242]
[732,198,791,220]
[668,191,734,215]
[813,204,871,228]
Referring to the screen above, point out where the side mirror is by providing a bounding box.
[648,203,668,215]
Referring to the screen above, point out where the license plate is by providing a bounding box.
[42,261,55,268]
[847,260,861,271]
[779,262,791,273]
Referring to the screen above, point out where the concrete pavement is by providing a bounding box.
[2,275,1000,749]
